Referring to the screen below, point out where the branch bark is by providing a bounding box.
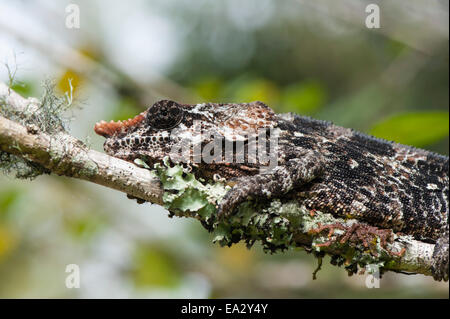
[0,82,164,204]
[0,82,438,279]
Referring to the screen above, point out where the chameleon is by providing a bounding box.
[94,100,449,281]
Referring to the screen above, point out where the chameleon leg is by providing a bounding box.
[309,222,401,257]
[217,154,325,218]
[431,228,449,281]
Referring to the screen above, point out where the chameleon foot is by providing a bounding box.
[431,231,449,281]
[309,222,402,257]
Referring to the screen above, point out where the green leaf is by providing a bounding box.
[11,81,35,97]
[370,112,449,147]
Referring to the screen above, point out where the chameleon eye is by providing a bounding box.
[146,100,184,130]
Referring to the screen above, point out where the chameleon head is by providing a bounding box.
[94,100,276,166]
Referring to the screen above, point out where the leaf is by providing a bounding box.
[10,81,35,97]
[370,112,449,147]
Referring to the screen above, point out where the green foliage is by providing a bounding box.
[1,1,449,298]
[64,213,105,240]
[0,189,21,220]
[111,97,141,122]
[317,85,389,130]
[131,245,181,288]
[228,77,279,106]
[370,112,449,147]
[10,82,35,98]
[193,77,224,102]
[280,80,326,115]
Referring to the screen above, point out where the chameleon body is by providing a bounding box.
[95,100,449,281]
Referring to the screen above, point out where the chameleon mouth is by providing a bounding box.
[94,111,146,138]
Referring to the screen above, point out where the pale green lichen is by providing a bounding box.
[76,155,99,177]
[153,157,229,222]
[150,158,407,277]
[0,151,48,179]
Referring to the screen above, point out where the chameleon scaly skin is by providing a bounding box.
[95,100,449,281]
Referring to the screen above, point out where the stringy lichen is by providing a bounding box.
[0,80,75,179]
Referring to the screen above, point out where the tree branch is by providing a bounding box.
[0,82,438,280]
[0,82,164,204]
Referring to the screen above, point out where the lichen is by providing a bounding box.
[151,158,407,278]
[0,80,77,179]
[0,80,75,134]
[0,151,49,179]
[153,157,229,222]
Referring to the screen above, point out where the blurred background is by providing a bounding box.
[0,0,448,298]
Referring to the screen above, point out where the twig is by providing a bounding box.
[0,82,163,204]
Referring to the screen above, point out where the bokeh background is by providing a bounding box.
[0,0,448,298]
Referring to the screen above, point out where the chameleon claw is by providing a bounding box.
[216,199,236,220]
[309,222,399,258]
